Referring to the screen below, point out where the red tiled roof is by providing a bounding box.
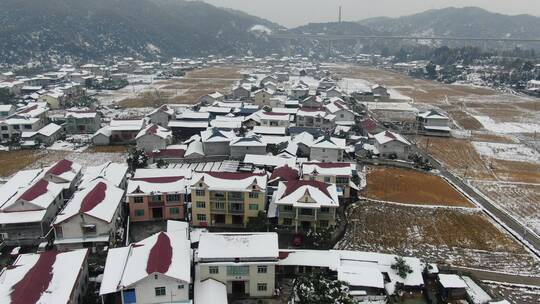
[270,165,299,182]
[206,172,266,180]
[79,182,107,213]
[146,124,159,135]
[46,159,74,177]
[304,162,350,168]
[282,180,332,200]
[131,176,185,184]
[147,149,186,158]
[20,179,49,202]
[10,250,58,304]
[361,119,377,131]
[278,251,290,260]
[146,232,172,274]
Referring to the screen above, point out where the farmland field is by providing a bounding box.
[472,181,540,235]
[363,166,474,208]
[93,66,243,108]
[338,202,540,275]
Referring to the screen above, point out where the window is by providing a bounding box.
[319,220,329,228]
[133,197,143,204]
[249,204,259,211]
[227,265,249,276]
[1,126,7,130]
[167,194,180,202]
[177,285,184,289]
[336,176,349,184]
[300,208,313,215]
[155,287,166,297]
[283,218,292,226]
[2,134,8,139]
[248,192,259,199]
[13,125,20,130]
[257,283,267,292]
[196,214,207,222]
[196,201,206,208]
[23,125,32,129]
[209,266,219,274]
[320,207,330,213]
[214,202,225,210]
[135,209,145,216]
[257,265,267,273]
[283,205,293,212]
[151,195,162,202]
[340,114,344,118]
[322,148,326,152]
[324,176,331,183]
[195,189,205,196]
[170,207,180,215]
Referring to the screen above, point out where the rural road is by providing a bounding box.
[441,266,540,287]
[410,144,540,259]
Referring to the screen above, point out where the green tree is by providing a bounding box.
[127,148,148,171]
[0,88,15,105]
[305,226,335,250]
[292,273,355,304]
[245,211,269,232]
[425,62,438,80]
[156,158,169,169]
[391,256,413,279]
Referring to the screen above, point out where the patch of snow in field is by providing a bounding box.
[474,115,540,134]
[339,78,372,93]
[472,142,540,164]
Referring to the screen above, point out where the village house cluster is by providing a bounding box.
[0,55,504,304]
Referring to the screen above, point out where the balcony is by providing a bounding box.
[229,203,244,214]
[210,202,227,214]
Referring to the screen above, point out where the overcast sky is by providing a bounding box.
[201,0,540,28]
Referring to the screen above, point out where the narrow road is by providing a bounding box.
[410,144,540,259]
[441,265,540,287]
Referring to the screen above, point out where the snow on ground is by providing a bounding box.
[472,142,540,164]
[339,78,372,93]
[474,115,540,134]
[249,24,272,34]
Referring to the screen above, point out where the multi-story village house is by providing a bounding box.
[190,172,267,227]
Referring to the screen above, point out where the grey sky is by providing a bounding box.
[201,0,540,27]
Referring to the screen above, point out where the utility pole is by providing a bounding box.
[338,6,342,23]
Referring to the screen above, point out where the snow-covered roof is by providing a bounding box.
[194,278,228,304]
[302,162,355,177]
[199,106,231,114]
[44,159,82,186]
[332,250,424,292]
[373,131,410,146]
[244,154,296,168]
[66,110,98,119]
[418,110,448,120]
[54,179,124,224]
[99,231,191,295]
[310,136,346,149]
[273,180,339,208]
[147,105,175,117]
[0,178,64,214]
[168,120,209,129]
[210,119,242,129]
[109,119,145,131]
[296,108,332,119]
[201,128,236,143]
[269,165,299,183]
[325,98,352,114]
[79,162,128,189]
[198,232,279,261]
[128,169,192,195]
[253,126,286,135]
[176,111,210,120]
[135,124,172,140]
[271,107,298,115]
[191,171,267,192]
[438,274,467,289]
[258,112,290,121]
[0,249,89,304]
[230,135,266,147]
[278,249,340,270]
[185,140,204,157]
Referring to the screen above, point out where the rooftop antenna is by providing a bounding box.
[339,6,342,23]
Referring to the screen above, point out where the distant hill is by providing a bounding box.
[290,21,378,36]
[0,0,283,64]
[359,7,540,39]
